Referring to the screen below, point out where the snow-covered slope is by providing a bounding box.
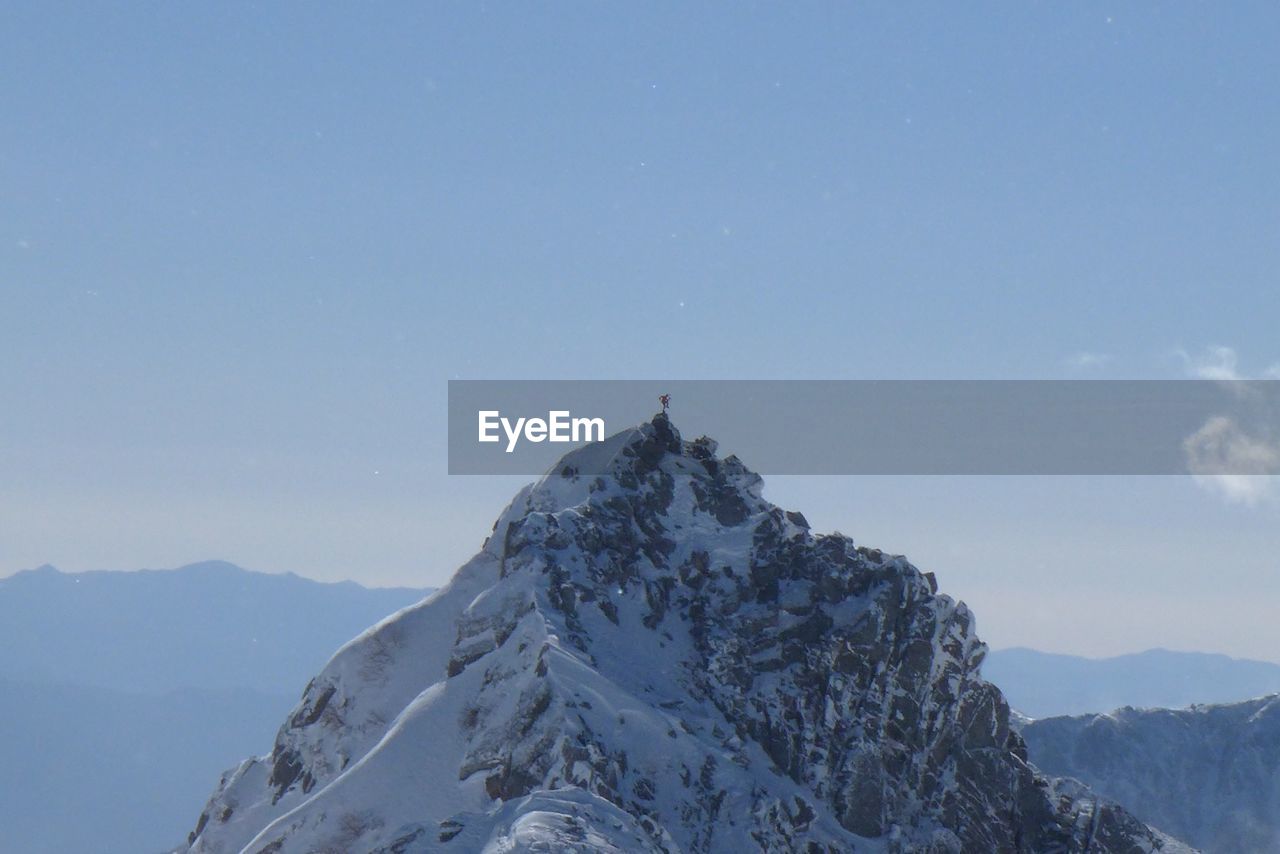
[1023,696,1280,853]
[184,415,1192,853]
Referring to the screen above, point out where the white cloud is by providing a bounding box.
[1175,349,1280,505]
[1180,345,1242,381]
[1190,473,1277,506]
[1183,415,1279,506]
[1064,351,1112,371]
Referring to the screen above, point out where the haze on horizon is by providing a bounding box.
[3,4,1279,661]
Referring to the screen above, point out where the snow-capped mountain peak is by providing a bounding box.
[185,415,1192,853]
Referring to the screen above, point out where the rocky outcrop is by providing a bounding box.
[184,415,1192,853]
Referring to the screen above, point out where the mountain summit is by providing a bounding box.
[184,415,1190,853]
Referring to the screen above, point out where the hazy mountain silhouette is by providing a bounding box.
[0,561,427,694]
[984,647,1280,718]
[0,561,429,854]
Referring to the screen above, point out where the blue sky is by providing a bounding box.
[2,4,1278,658]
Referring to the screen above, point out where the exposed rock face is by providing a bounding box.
[184,416,1191,853]
[1023,696,1280,854]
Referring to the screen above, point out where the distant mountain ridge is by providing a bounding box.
[0,561,430,854]
[983,647,1280,719]
[0,560,429,695]
[1023,696,1280,853]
